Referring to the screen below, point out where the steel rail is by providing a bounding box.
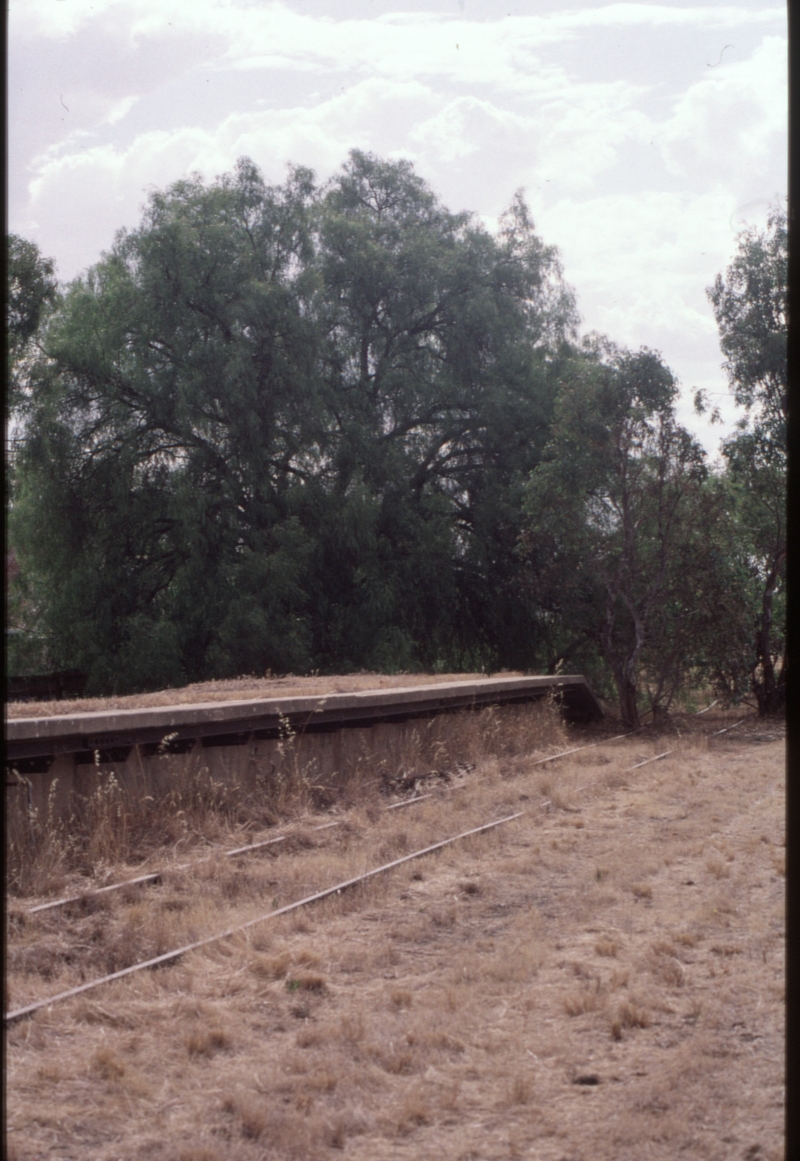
[22,794,433,917]
[625,715,751,769]
[530,706,752,771]
[21,733,631,914]
[613,715,747,770]
[711,718,747,737]
[628,749,675,770]
[19,713,753,917]
[5,810,523,1025]
[528,729,641,767]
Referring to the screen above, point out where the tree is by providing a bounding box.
[706,206,787,715]
[312,152,578,670]
[6,236,60,674]
[9,161,323,690]
[520,338,712,727]
[8,155,578,691]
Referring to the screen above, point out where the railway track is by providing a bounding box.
[16,716,725,919]
[19,792,433,918]
[6,811,524,1024]
[6,712,756,1026]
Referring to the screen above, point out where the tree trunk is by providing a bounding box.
[602,591,643,729]
[753,555,786,716]
[613,664,641,729]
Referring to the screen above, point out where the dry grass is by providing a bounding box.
[595,937,619,957]
[6,698,568,899]
[5,710,784,1161]
[5,670,515,718]
[610,1001,652,1040]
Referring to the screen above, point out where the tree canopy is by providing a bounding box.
[8,154,577,691]
[519,338,722,726]
[6,162,787,720]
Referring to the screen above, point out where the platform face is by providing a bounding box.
[5,676,603,763]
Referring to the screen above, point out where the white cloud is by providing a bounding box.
[532,85,653,194]
[537,188,751,451]
[659,35,787,189]
[25,77,439,272]
[408,97,536,166]
[11,0,786,460]
[543,190,736,337]
[223,9,569,94]
[13,0,784,45]
[10,0,117,39]
[556,3,784,29]
[107,95,139,125]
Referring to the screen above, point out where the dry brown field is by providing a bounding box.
[5,707,785,1161]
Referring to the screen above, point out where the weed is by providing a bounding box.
[391,1086,431,1136]
[339,1012,365,1044]
[250,950,292,978]
[296,1027,325,1049]
[323,1118,347,1149]
[674,932,697,948]
[505,1074,534,1105]
[430,904,457,928]
[648,946,686,987]
[238,1098,269,1141]
[706,855,730,879]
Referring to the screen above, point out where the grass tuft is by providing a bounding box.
[186,1027,231,1056]
[610,1001,651,1039]
[595,937,618,957]
[286,973,327,993]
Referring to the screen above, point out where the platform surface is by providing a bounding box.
[5,675,603,762]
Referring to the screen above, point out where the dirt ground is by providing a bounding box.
[5,672,503,719]
[5,714,785,1161]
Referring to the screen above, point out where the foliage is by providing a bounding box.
[8,155,575,691]
[6,235,58,407]
[520,338,719,726]
[706,205,786,715]
[6,237,61,670]
[6,164,785,713]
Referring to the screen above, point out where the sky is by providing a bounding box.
[8,0,787,458]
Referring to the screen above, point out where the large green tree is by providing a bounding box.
[9,154,577,691]
[706,206,786,715]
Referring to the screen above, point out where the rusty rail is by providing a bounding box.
[529,707,750,772]
[5,810,523,1024]
[21,794,432,917]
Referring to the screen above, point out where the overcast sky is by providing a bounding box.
[9,0,787,456]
